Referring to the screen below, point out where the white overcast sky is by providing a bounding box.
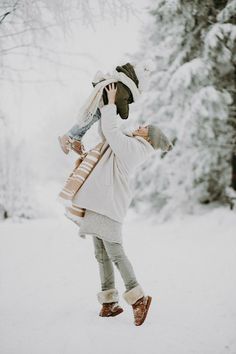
[2,0,151,137]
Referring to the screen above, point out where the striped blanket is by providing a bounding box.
[57,140,109,226]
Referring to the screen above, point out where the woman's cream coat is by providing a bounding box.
[72,103,155,222]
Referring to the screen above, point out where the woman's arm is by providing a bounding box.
[101,103,148,173]
[101,83,151,171]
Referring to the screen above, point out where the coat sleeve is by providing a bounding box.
[100,104,148,172]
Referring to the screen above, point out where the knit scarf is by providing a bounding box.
[57,140,109,226]
[76,69,141,129]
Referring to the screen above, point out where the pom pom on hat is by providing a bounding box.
[131,59,155,92]
[91,59,155,92]
[92,70,112,86]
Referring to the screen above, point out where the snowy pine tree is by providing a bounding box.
[5,139,38,221]
[0,113,38,220]
[0,112,8,219]
[131,0,236,219]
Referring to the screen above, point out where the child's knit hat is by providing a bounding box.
[92,60,154,119]
[93,60,154,94]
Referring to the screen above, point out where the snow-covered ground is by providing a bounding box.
[0,206,236,354]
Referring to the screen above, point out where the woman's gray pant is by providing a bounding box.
[92,236,139,292]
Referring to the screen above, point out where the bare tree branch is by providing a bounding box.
[0,0,18,25]
[0,0,132,82]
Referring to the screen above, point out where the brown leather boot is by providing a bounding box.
[132,296,152,326]
[58,135,70,154]
[58,135,84,155]
[70,139,85,155]
[99,302,124,317]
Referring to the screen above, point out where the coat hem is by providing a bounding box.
[75,204,124,223]
[78,231,123,244]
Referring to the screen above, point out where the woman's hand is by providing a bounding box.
[104,83,117,105]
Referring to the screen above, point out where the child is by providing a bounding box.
[58,62,153,155]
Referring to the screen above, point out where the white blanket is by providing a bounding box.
[76,69,141,129]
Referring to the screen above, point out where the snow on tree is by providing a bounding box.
[6,139,39,220]
[0,112,8,220]
[130,0,236,219]
[0,0,133,82]
[0,111,38,220]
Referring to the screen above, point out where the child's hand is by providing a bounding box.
[104,83,117,105]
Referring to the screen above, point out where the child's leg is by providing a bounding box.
[59,108,101,154]
[67,108,101,141]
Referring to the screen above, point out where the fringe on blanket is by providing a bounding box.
[57,140,109,225]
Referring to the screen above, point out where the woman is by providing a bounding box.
[73,83,173,326]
